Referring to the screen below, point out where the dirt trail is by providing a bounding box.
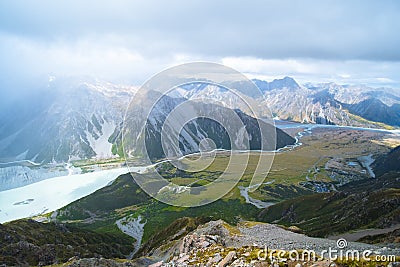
[328,224,400,242]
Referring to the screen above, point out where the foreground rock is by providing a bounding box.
[135,220,400,267]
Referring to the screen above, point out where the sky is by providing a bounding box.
[1,0,400,90]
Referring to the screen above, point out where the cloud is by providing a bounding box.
[222,57,318,76]
[0,33,178,85]
[1,1,399,60]
[0,0,399,87]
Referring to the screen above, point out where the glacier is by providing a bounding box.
[0,165,70,191]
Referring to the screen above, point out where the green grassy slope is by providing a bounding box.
[57,172,259,243]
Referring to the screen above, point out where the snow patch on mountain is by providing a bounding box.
[85,119,116,159]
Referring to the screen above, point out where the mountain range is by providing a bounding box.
[0,76,399,164]
[255,77,400,127]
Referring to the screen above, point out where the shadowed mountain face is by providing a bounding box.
[345,98,400,126]
[373,145,400,176]
[120,90,295,160]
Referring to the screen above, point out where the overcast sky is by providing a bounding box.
[1,0,400,89]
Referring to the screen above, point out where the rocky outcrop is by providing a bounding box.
[179,234,221,255]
